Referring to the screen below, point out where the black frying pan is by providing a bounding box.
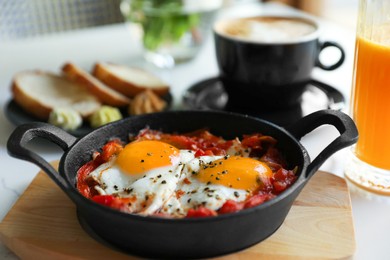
[7,110,357,259]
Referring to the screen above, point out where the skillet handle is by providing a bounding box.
[285,110,358,179]
[7,122,78,191]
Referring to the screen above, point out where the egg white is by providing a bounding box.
[87,150,195,215]
[161,156,250,217]
[88,160,138,195]
[88,148,260,217]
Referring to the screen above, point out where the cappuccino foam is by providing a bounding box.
[215,17,316,43]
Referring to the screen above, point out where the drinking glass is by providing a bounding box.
[345,0,390,194]
[121,0,222,68]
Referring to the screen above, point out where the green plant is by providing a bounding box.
[125,0,200,50]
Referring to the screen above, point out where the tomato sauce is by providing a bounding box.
[77,129,297,218]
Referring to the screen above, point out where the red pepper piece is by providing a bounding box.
[186,207,217,218]
[218,200,244,214]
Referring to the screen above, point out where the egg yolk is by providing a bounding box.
[116,140,180,175]
[196,156,272,192]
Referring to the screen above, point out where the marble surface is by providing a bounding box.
[1,2,390,259]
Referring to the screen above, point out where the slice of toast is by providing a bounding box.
[92,62,170,98]
[62,63,130,107]
[12,71,101,120]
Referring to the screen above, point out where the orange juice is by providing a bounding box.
[352,36,390,169]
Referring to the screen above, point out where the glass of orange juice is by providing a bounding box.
[345,0,390,194]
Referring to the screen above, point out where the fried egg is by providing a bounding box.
[88,139,272,217]
[160,155,272,217]
[88,140,195,215]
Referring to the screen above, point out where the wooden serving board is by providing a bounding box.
[0,164,355,260]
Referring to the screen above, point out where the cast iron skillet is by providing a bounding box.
[7,110,358,259]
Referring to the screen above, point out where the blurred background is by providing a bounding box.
[0,0,123,40]
[0,0,358,41]
[265,0,358,28]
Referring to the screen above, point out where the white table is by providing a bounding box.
[1,2,389,259]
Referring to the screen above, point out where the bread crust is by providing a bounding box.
[92,63,170,98]
[62,63,131,107]
[12,71,101,120]
[12,79,52,120]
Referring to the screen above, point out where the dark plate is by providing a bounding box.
[4,92,173,137]
[182,77,345,126]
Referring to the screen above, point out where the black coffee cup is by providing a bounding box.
[213,16,345,110]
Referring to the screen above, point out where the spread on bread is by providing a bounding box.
[90,105,123,128]
[48,107,83,131]
[10,62,170,132]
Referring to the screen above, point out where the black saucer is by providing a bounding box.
[183,77,345,126]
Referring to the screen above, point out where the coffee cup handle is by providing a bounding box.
[316,41,345,70]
